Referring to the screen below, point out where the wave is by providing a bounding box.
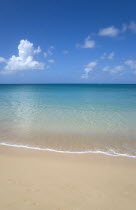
[0,142,136,158]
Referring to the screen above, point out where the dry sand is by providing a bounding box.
[0,145,136,210]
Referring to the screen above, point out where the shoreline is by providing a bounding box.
[0,145,136,210]
[0,142,136,158]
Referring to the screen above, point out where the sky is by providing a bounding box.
[0,0,136,84]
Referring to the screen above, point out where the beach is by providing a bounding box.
[0,84,136,209]
[0,145,136,210]
[1,0,136,208]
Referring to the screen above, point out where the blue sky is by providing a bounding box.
[0,0,136,83]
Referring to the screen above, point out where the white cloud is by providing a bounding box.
[44,46,55,57]
[34,46,41,54]
[103,65,124,73]
[43,52,48,58]
[100,53,107,60]
[48,59,55,63]
[101,52,115,60]
[62,50,69,54]
[82,61,97,79]
[98,26,120,37]
[77,36,95,49]
[128,21,136,33]
[103,66,109,72]
[0,57,6,63]
[48,46,55,55]
[1,40,44,73]
[108,52,115,60]
[125,59,136,70]
[83,36,95,48]
[98,21,136,38]
[102,57,136,75]
[121,24,127,32]
[111,65,124,73]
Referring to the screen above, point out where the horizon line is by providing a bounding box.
[0,83,136,85]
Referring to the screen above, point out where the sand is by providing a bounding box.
[0,145,136,210]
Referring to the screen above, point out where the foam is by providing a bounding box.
[0,142,136,158]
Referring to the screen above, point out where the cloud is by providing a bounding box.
[48,59,55,63]
[98,26,120,37]
[103,65,124,73]
[102,57,136,75]
[128,21,136,33]
[81,61,97,79]
[62,50,69,54]
[43,52,48,58]
[0,57,6,63]
[43,46,55,57]
[101,52,115,60]
[100,53,107,60]
[98,21,136,38]
[1,40,44,73]
[108,52,115,60]
[125,59,136,70]
[121,24,127,32]
[48,46,55,56]
[121,21,136,33]
[34,46,41,54]
[77,36,95,49]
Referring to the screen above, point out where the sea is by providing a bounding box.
[0,84,136,158]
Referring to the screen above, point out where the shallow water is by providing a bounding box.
[0,84,136,157]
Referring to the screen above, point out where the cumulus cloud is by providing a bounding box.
[108,52,115,60]
[103,65,124,73]
[62,50,69,54]
[98,21,136,38]
[100,53,107,60]
[48,59,55,63]
[0,57,6,63]
[121,24,128,32]
[125,59,136,70]
[112,65,125,73]
[43,46,55,57]
[34,46,41,54]
[101,52,115,60]
[98,26,120,37]
[43,52,48,58]
[1,40,44,73]
[81,56,136,78]
[77,36,95,49]
[48,46,55,56]
[128,21,136,33]
[81,61,97,79]
[102,57,136,74]
[121,21,136,33]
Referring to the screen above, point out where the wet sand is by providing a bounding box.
[0,145,136,210]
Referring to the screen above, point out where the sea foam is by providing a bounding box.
[0,142,136,158]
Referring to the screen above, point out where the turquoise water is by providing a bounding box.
[0,84,136,157]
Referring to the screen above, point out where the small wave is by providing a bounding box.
[0,142,136,158]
